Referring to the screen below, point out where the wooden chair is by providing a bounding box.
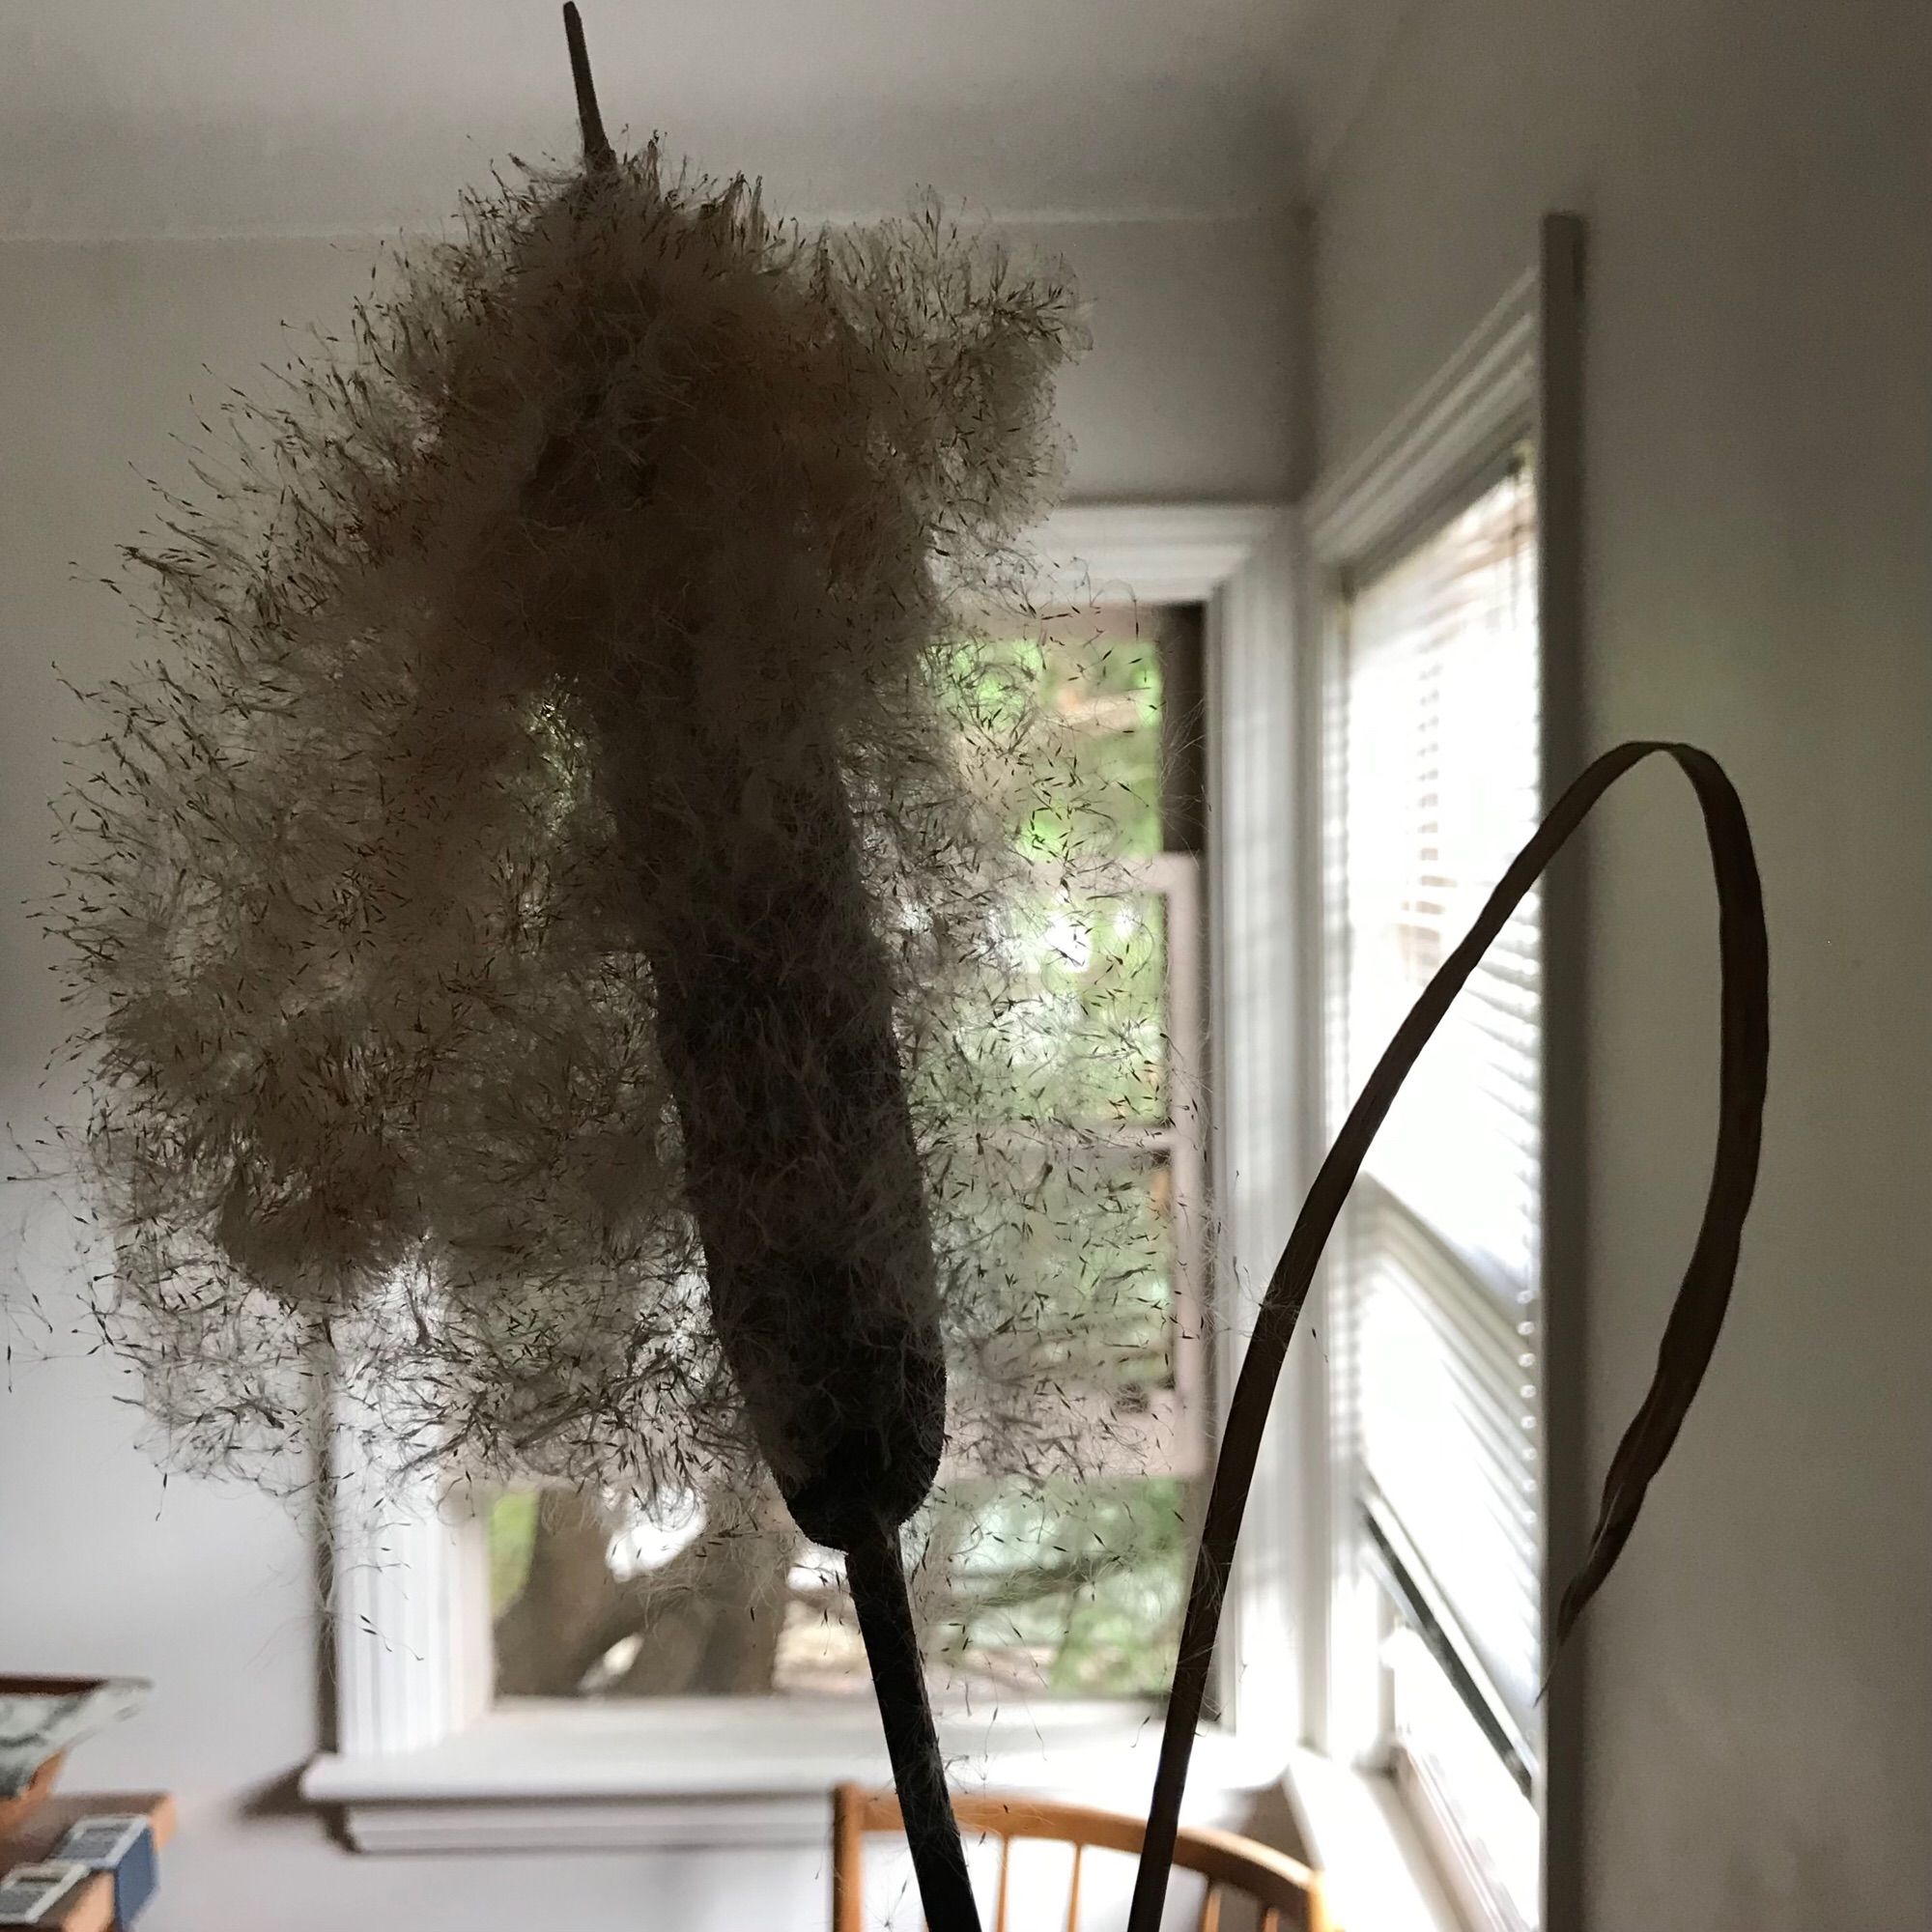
[832,1784,1327,1932]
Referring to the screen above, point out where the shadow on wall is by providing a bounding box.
[1228,1782,1311,1866]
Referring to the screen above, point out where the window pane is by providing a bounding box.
[954,1145,1179,1394]
[777,1477,1189,1699]
[971,614,1166,864]
[487,1474,1189,1700]
[1389,1627,1540,1932]
[966,885,1170,1126]
[1356,1194,1541,1731]
[486,602,1208,1706]
[1340,467,1542,1293]
[1329,460,1545,1915]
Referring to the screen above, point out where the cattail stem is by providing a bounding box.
[562,4,616,173]
[847,1522,980,1932]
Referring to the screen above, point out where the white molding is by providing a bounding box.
[1028,493,1311,1745]
[1035,502,1285,605]
[320,1782,1271,1858]
[335,1793,839,1855]
[1291,228,1586,1932]
[304,1702,1279,1854]
[1302,272,1537,571]
[1532,208,1589,1932]
[327,1399,492,1759]
[1280,1750,1464,1932]
[308,498,1302,1853]
[1202,503,1307,1746]
[1293,256,1549,1778]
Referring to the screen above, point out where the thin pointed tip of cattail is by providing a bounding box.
[562,3,617,175]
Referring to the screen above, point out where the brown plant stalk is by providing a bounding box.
[1128,741,1770,1932]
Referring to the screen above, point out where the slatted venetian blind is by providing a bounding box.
[1328,455,1544,1748]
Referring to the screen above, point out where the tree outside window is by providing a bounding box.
[486,604,1210,1703]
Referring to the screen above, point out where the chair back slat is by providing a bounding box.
[830,1785,1321,1932]
[832,1784,864,1932]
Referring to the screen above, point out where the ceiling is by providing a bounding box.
[1,0,1411,238]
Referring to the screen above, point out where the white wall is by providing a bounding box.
[0,0,1301,237]
[0,216,1300,1931]
[1310,3,1930,1927]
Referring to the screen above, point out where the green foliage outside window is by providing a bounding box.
[487,611,1201,1701]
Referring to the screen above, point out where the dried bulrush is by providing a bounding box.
[51,12,1107,1921]
[44,10,1770,1929]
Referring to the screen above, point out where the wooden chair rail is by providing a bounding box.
[832,1784,1326,1932]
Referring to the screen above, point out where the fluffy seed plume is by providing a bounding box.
[44,139,1171,1527]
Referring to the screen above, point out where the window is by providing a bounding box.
[306,505,1297,1853]
[1321,461,1544,1931]
[484,603,1211,1707]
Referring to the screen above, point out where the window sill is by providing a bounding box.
[301,1698,1287,1854]
[1279,1747,1467,1932]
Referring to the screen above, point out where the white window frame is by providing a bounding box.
[301,501,1301,1855]
[1009,843,1211,1484]
[1290,219,1585,1932]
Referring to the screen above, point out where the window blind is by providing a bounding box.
[1329,460,1544,1747]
